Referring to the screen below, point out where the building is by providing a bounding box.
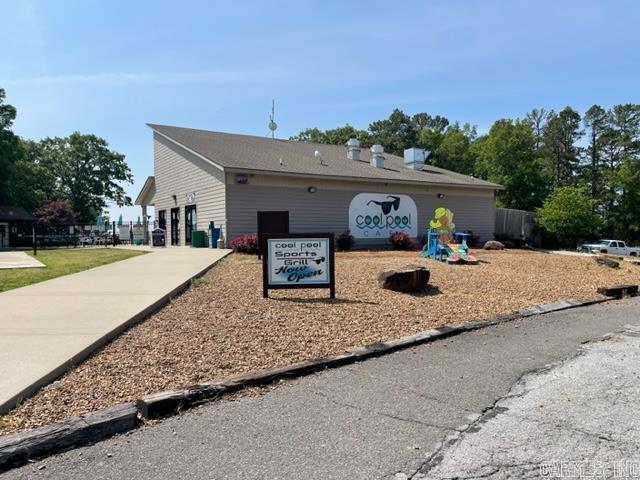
[136,124,502,247]
[0,206,34,249]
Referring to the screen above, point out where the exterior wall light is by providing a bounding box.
[172,194,177,205]
[437,193,445,199]
[308,186,317,193]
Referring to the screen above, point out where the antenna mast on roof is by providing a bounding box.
[267,99,278,139]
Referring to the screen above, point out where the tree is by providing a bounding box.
[368,109,417,155]
[5,139,58,212]
[416,127,444,157]
[615,159,640,242]
[292,109,455,160]
[535,186,600,247]
[0,88,24,205]
[473,119,548,211]
[411,112,449,132]
[290,125,372,147]
[541,107,583,188]
[33,199,79,225]
[525,108,549,151]
[290,127,325,143]
[593,104,640,236]
[322,125,371,147]
[426,123,476,175]
[582,105,609,202]
[35,133,133,222]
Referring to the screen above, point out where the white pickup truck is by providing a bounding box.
[580,239,640,256]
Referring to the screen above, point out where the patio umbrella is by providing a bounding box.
[117,214,123,227]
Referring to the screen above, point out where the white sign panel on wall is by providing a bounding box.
[348,193,418,239]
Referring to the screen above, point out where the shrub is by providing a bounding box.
[388,231,415,250]
[535,187,600,248]
[229,234,258,254]
[336,230,355,251]
[33,199,79,226]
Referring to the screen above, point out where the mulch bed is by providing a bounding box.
[1,249,638,434]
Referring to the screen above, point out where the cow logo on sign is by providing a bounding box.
[348,193,418,238]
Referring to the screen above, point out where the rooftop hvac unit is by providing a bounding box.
[404,148,428,170]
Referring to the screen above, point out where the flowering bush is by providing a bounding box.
[33,199,79,226]
[388,231,415,250]
[229,234,258,254]
[336,230,355,251]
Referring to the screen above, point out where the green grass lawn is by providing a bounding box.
[0,248,146,292]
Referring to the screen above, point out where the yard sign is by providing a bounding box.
[262,233,335,299]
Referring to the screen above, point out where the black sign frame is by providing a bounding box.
[262,233,335,299]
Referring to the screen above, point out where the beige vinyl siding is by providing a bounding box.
[225,174,495,245]
[153,132,226,245]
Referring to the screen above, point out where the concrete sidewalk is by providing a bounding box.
[0,252,45,269]
[0,247,230,414]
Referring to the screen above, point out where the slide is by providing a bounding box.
[441,244,460,263]
[447,243,478,264]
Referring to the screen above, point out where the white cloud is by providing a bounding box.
[3,68,284,87]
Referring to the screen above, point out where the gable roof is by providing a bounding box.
[0,206,33,222]
[134,176,156,206]
[147,123,501,190]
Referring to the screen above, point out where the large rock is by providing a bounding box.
[378,265,430,292]
[483,240,505,250]
[595,256,620,269]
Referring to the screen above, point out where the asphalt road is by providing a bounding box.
[3,297,639,480]
[420,325,640,479]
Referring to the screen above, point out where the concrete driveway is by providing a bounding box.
[0,247,230,415]
[3,297,638,480]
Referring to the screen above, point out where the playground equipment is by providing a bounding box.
[420,208,478,265]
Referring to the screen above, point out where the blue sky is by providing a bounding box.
[2,0,639,220]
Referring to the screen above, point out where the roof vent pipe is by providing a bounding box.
[347,138,361,161]
[370,144,385,168]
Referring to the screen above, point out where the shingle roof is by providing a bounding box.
[147,123,501,190]
[0,206,33,221]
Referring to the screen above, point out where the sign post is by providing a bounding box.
[262,233,335,299]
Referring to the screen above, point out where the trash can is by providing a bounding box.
[208,221,221,248]
[191,230,206,248]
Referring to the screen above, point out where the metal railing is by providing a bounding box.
[30,221,150,254]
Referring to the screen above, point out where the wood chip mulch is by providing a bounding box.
[1,249,638,434]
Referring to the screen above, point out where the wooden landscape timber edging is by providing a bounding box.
[596,284,639,298]
[0,403,137,471]
[0,293,628,472]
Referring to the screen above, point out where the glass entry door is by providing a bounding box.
[0,223,8,249]
[158,210,166,231]
[170,208,180,246]
[185,205,197,245]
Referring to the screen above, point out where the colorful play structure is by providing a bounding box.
[420,207,478,264]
